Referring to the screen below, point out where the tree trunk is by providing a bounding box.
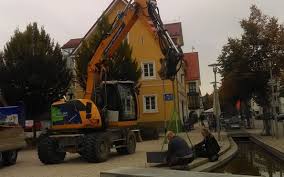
[262,106,271,136]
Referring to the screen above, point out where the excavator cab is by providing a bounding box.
[94,81,138,127]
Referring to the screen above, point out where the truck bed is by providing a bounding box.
[0,126,26,152]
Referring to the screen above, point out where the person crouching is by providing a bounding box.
[166,131,194,167]
[194,128,220,162]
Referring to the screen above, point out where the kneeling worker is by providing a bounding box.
[166,131,194,166]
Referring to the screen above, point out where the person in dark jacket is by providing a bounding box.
[194,128,220,161]
[166,131,194,166]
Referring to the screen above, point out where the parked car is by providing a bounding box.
[223,115,241,129]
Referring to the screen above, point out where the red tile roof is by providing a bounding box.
[184,52,200,81]
[62,38,82,49]
[164,22,184,46]
[165,22,182,37]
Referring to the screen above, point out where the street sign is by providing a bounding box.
[164,93,174,101]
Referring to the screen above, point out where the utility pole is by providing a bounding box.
[209,63,221,141]
[269,61,278,139]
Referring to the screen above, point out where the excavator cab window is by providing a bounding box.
[94,84,121,113]
[94,82,137,122]
[117,84,137,121]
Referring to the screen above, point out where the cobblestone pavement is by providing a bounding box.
[0,126,228,177]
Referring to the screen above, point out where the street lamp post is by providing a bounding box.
[209,63,221,141]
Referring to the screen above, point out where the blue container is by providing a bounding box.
[0,106,25,126]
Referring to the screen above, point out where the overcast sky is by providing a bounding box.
[0,0,283,95]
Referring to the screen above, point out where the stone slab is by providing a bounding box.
[101,167,255,177]
[146,152,167,163]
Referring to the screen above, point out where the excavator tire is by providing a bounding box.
[2,151,18,166]
[116,131,136,154]
[37,136,66,164]
[82,133,110,163]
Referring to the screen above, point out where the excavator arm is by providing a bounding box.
[146,0,183,79]
[85,0,183,100]
[85,1,138,99]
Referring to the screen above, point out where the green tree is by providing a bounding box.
[202,93,213,110]
[218,5,284,108]
[0,22,72,118]
[104,41,141,82]
[75,16,141,90]
[218,5,284,135]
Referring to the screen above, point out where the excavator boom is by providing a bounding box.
[85,0,138,99]
[84,0,183,100]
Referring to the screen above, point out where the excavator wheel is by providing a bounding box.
[37,136,66,164]
[2,150,18,166]
[81,133,110,163]
[116,131,136,154]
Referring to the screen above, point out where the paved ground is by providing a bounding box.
[0,126,229,177]
[247,120,284,154]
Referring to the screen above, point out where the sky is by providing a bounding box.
[0,0,283,95]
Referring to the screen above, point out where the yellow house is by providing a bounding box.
[62,0,187,131]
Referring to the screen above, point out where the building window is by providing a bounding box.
[142,62,155,79]
[189,82,196,93]
[143,95,158,112]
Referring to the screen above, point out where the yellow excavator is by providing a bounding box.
[37,0,183,164]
